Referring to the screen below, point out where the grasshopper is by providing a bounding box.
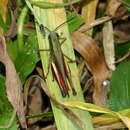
[39,23,77,97]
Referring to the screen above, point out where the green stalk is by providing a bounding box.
[26,112,53,119]
[30,0,82,8]
[17,6,28,51]
[33,0,93,129]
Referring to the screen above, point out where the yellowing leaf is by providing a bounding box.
[0,0,8,23]
[115,113,130,129]
[62,101,130,129]
[63,102,113,114]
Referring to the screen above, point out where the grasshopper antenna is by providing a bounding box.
[54,16,76,31]
[25,0,49,33]
[40,16,75,33]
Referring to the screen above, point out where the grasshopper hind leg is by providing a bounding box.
[64,62,77,96]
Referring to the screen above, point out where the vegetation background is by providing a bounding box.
[0,0,130,129]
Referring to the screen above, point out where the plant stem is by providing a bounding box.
[33,0,93,129]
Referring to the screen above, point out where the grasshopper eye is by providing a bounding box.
[102,80,110,87]
[39,24,44,32]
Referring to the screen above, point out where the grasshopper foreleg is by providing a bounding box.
[59,37,76,62]
[65,62,77,96]
[60,37,66,46]
[63,54,76,63]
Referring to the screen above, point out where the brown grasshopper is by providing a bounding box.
[39,22,77,97]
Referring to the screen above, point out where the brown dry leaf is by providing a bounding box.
[6,10,17,40]
[72,31,111,107]
[114,7,129,21]
[94,122,126,130]
[6,0,18,40]
[28,87,43,125]
[27,79,43,125]
[28,126,40,130]
[0,31,27,128]
[114,23,130,44]
[106,0,122,17]
[10,0,18,10]
[40,125,56,130]
[0,0,8,23]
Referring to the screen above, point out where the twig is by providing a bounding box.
[78,16,112,33]
[94,122,126,130]
[115,49,130,63]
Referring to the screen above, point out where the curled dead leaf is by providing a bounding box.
[72,31,111,107]
[24,77,43,125]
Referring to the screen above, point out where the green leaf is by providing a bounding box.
[0,112,18,130]
[67,12,84,33]
[26,112,53,119]
[14,34,40,83]
[124,5,130,11]
[123,0,130,4]
[115,42,130,56]
[7,40,19,62]
[0,75,12,112]
[0,75,18,129]
[0,15,8,32]
[109,62,130,111]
